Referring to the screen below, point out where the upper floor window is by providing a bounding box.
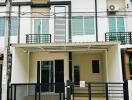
[34,19,49,34]
[108,17,125,32]
[108,17,125,42]
[0,17,5,37]
[0,17,18,37]
[72,16,95,36]
[11,17,18,36]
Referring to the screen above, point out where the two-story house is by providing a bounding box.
[0,0,131,100]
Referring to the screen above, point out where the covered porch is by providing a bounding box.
[10,42,124,100]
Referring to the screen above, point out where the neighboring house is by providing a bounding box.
[0,0,132,100]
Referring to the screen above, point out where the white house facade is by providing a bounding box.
[0,0,132,100]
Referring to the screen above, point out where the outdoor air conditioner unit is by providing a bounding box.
[108,4,119,12]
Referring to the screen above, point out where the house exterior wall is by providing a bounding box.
[128,80,132,100]
[32,0,48,3]
[0,0,131,45]
[72,52,106,82]
[107,44,123,82]
[20,6,31,43]
[1,0,131,99]
[0,5,31,46]
[11,48,29,83]
[29,52,69,83]
[107,0,125,9]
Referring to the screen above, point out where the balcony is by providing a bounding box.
[26,34,51,44]
[105,32,132,44]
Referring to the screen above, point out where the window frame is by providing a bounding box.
[108,16,126,32]
[11,16,19,36]
[74,65,80,85]
[72,16,95,36]
[92,60,100,73]
[0,17,5,37]
[33,18,49,35]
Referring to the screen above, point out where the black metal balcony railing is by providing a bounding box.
[105,32,132,44]
[26,34,51,44]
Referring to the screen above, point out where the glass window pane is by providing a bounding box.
[34,19,41,34]
[84,16,95,34]
[74,65,80,85]
[92,60,100,73]
[117,17,125,32]
[109,27,116,32]
[11,17,18,36]
[42,19,49,34]
[34,19,41,43]
[72,16,83,35]
[109,17,116,32]
[0,18,5,36]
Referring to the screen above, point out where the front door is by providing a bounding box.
[37,60,64,92]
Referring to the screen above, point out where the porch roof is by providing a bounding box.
[11,41,120,52]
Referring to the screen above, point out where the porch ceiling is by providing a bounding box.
[11,41,120,52]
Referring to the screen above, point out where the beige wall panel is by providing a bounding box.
[32,0,48,3]
[72,53,105,82]
[32,8,50,13]
[107,0,125,9]
[29,52,69,83]
[31,8,50,17]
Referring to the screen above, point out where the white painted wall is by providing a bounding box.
[97,0,108,42]
[20,6,31,43]
[0,5,31,47]
[71,0,96,42]
[11,47,29,83]
[0,0,6,3]
[107,44,123,82]
[128,80,132,100]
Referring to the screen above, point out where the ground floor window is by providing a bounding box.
[74,65,80,85]
[92,60,100,73]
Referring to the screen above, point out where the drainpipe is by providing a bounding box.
[68,2,71,42]
[95,0,98,42]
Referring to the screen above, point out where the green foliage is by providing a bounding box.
[129,59,132,65]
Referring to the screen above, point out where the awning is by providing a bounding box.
[11,41,120,52]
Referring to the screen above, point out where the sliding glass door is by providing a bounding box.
[41,61,53,92]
